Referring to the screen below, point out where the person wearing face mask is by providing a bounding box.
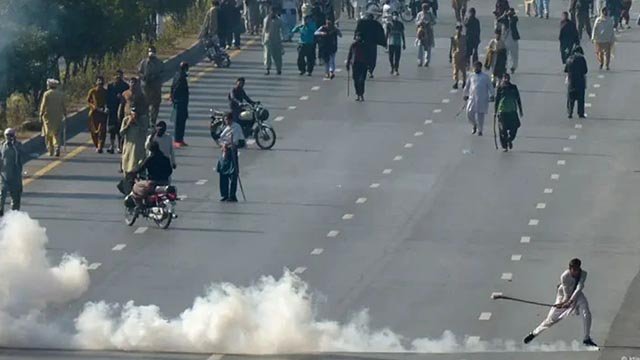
[0,128,24,215]
[138,46,164,127]
[170,62,190,148]
[463,61,494,136]
[494,73,523,151]
[386,12,405,75]
[87,76,109,153]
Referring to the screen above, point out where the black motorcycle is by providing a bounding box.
[204,38,231,68]
[210,103,277,150]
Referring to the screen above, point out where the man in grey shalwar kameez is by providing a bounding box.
[463,61,494,136]
[0,128,24,215]
[263,8,285,75]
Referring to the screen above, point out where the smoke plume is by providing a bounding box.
[0,213,598,354]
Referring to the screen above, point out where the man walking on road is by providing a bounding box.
[39,79,66,157]
[572,0,593,39]
[291,16,317,75]
[217,113,244,202]
[464,8,481,67]
[200,1,220,42]
[497,8,520,74]
[87,76,108,153]
[559,11,580,64]
[0,128,24,216]
[347,32,369,101]
[170,62,190,148]
[495,74,523,151]
[138,46,164,127]
[355,12,386,78]
[449,24,467,89]
[592,7,615,70]
[463,61,494,136]
[106,70,129,154]
[452,0,468,22]
[263,7,285,75]
[386,12,406,76]
[415,5,436,67]
[523,258,598,347]
[565,45,588,118]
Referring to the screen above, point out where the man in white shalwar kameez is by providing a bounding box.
[463,61,494,136]
[523,258,598,347]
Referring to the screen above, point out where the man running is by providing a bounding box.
[463,61,494,136]
[494,73,523,151]
[523,258,598,347]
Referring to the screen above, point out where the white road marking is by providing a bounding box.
[563,147,572,152]
[588,93,596,98]
[293,267,307,275]
[551,173,560,180]
[311,86,320,91]
[557,160,566,165]
[450,89,458,93]
[383,168,393,174]
[356,197,368,204]
[569,135,577,140]
[134,227,148,234]
[414,131,424,136]
[528,219,539,226]
[462,149,472,154]
[404,143,414,148]
[88,262,102,270]
[491,292,503,299]
[544,188,553,194]
[342,213,354,220]
[196,179,208,185]
[369,183,380,189]
[335,68,342,72]
[178,194,188,200]
[511,254,523,261]
[520,236,531,243]
[327,230,340,238]
[479,312,492,320]
[593,84,601,88]
[300,95,309,101]
[433,109,442,113]
[112,244,126,251]
[442,98,450,103]
[288,105,297,110]
[501,273,513,281]
[274,115,284,122]
[424,119,433,124]
[311,248,324,255]
[597,74,604,79]
[575,124,583,129]
[393,155,403,161]
[536,203,546,209]
[585,103,592,108]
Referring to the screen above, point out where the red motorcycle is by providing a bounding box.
[124,184,178,229]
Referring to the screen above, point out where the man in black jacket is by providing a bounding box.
[565,46,588,119]
[495,73,523,151]
[355,13,386,78]
[170,62,190,148]
[559,11,580,64]
[228,77,256,127]
[575,0,592,39]
[497,8,520,74]
[464,8,481,67]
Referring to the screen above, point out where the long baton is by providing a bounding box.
[492,294,556,307]
[63,117,67,154]
[493,112,498,150]
[347,65,350,97]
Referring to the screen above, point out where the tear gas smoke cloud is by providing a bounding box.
[0,213,598,354]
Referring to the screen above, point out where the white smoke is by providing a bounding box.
[0,213,598,354]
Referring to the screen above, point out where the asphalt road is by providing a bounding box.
[5,1,640,359]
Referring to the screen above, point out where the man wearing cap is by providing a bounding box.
[170,62,190,148]
[138,46,164,127]
[0,128,24,215]
[39,79,66,157]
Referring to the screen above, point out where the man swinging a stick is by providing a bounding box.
[522,258,598,347]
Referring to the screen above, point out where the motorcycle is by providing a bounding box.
[203,37,231,68]
[124,184,178,229]
[209,103,277,150]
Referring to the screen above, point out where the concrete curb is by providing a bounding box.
[22,40,205,156]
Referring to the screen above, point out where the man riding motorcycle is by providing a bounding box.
[228,77,256,129]
[131,141,173,208]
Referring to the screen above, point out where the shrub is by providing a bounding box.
[5,93,34,129]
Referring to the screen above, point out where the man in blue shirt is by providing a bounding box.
[291,16,317,76]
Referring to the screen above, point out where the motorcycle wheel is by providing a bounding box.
[255,125,276,150]
[210,120,224,146]
[125,207,138,226]
[222,56,231,68]
[400,6,415,21]
[154,210,173,229]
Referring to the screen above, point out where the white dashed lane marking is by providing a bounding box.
[588,93,596,98]
[311,248,324,255]
[521,236,531,243]
[274,116,284,122]
[393,155,403,161]
[585,103,592,108]
[569,135,577,140]
[300,95,309,101]
[414,131,424,136]
[575,124,583,129]
[404,143,414,148]
[442,98,450,103]
[551,174,560,180]
[528,219,539,226]
[356,197,368,204]
[450,89,458,93]
[544,188,553,194]
[288,105,297,110]
[433,109,442,113]
[369,183,380,189]
[597,74,604,79]
[196,179,208,185]
[511,254,523,261]
[491,292,503,299]
[563,147,572,152]
[88,263,102,270]
[479,312,492,320]
[501,273,513,281]
[134,227,148,234]
[112,244,126,251]
[557,160,566,165]
[536,203,546,209]
[424,119,433,124]
[342,213,354,220]
[178,194,188,200]
[593,84,601,88]
[311,86,320,91]
[462,149,472,154]
[293,267,307,274]
[326,230,340,238]
[383,169,393,174]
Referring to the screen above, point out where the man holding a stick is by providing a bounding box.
[522,258,598,347]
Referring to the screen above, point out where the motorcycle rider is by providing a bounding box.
[228,77,256,130]
[131,141,173,208]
